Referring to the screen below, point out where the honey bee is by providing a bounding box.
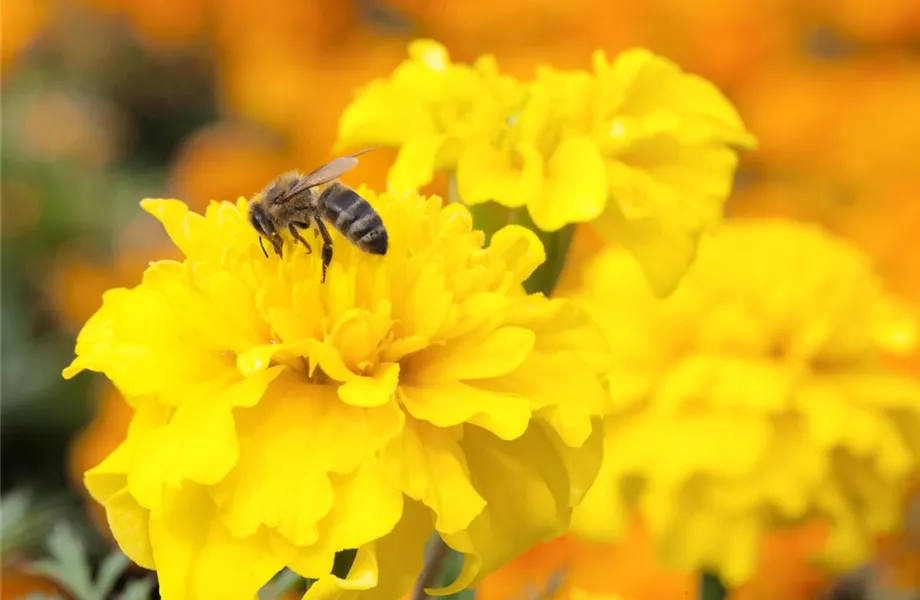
[248,148,388,283]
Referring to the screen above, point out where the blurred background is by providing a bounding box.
[2,0,919,598]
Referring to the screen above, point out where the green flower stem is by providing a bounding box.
[466,199,575,297]
[411,537,450,600]
[700,571,727,600]
[411,535,475,600]
[259,569,309,600]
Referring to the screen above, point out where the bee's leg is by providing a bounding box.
[271,234,284,257]
[288,222,312,254]
[314,217,334,284]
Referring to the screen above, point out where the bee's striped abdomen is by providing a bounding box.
[319,182,388,255]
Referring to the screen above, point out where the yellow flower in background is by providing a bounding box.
[337,40,755,296]
[62,189,611,600]
[585,49,756,295]
[570,589,630,600]
[567,219,920,586]
[337,39,527,193]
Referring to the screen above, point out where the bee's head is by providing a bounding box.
[249,201,281,258]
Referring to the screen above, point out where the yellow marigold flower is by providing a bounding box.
[62,188,611,600]
[570,589,630,600]
[337,40,756,296]
[566,219,920,586]
[337,39,527,193]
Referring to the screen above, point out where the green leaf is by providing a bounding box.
[27,523,96,600]
[259,568,309,600]
[1,490,32,529]
[424,537,476,600]
[700,571,727,600]
[95,551,132,598]
[1,490,33,556]
[24,521,144,600]
[21,593,67,600]
[1,490,64,557]
[118,577,156,600]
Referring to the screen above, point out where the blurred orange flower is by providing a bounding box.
[478,517,840,600]
[49,244,165,332]
[70,0,206,47]
[1,0,49,75]
[637,0,796,90]
[68,383,133,539]
[168,122,294,209]
[388,0,642,77]
[478,517,694,600]
[169,116,403,212]
[729,177,920,374]
[214,4,398,134]
[0,563,60,599]
[802,0,920,44]
[875,484,920,592]
[736,54,920,181]
[18,91,128,169]
[730,523,832,600]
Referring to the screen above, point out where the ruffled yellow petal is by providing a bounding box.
[337,85,438,153]
[380,418,486,535]
[303,546,379,600]
[399,384,531,440]
[338,363,400,407]
[408,39,451,71]
[304,501,431,600]
[388,134,446,192]
[437,423,603,592]
[456,140,543,208]
[128,366,283,509]
[592,48,756,149]
[66,188,613,600]
[483,298,612,446]
[564,219,920,583]
[527,136,607,232]
[569,433,631,541]
[480,226,546,286]
[216,374,403,546]
[105,489,156,569]
[149,485,283,600]
[84,398,172,532]
[592,186,702,297]
[409,326,535,382]
[313,457,404,551]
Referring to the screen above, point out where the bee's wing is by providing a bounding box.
[293,147,377,193]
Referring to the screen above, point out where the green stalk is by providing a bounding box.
[465,199,575,297]
[412,536,473,600]
[700,571,727,600]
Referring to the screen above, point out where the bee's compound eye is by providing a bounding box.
[250,206,269,237]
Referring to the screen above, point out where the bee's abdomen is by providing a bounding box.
[320,183,388,255]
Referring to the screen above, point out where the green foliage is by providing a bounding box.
[24,522,154,600]
[1,490,66,558]
[700,571,727,600]
[424,536,476,600]
[258,569,313,600]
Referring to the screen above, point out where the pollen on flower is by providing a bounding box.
[62,188,611,600]
[566,218,920,586]
[336,39,757,297]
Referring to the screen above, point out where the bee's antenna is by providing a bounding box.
[350,146,378,158]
